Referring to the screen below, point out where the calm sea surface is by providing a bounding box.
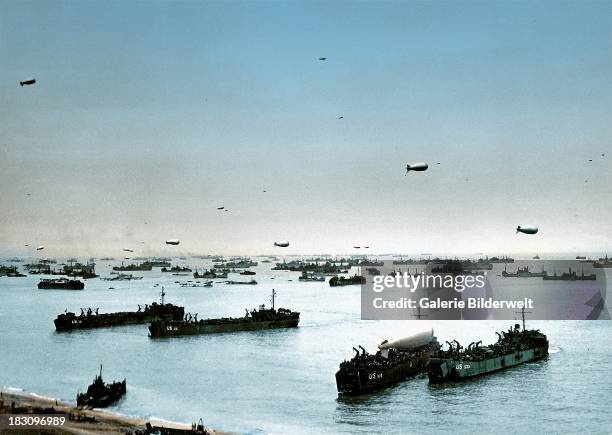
[1,260,611,434]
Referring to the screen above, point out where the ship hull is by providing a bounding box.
[336,352,430,395]
[149,318,299,338]
[427,345,548,383]
[54,312,182,331]
[38,281,84,290]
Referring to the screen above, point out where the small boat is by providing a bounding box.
[226,279,257,285]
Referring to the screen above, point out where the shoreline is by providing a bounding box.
[0,388,227,435]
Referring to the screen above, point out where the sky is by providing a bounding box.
[1,0,611,257]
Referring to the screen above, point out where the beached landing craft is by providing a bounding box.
[77,366,126,409]
[426,310,548,383]
[148,290,299,338]
[336,330,440,395]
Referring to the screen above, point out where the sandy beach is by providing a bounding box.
[0,388,225,434]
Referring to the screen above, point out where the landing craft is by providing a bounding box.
[405,162,428,174]
[354,246,361,249]
[217,207,224,210]
[516,226,538,235]
[20,78,36,86]
[36,246,44,251]
[319,57,327,61]
[274,241,290,247]
[123,248,134,253]
[166,239,180,245]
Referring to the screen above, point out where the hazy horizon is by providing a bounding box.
[2,1,611,257]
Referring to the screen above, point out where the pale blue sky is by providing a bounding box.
[1,1,611,256]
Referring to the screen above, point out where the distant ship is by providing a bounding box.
[193,269,227,279]
[359,259,384,267]
[366,267,381,276]
[0,266,26,277]
[593,255,612,268]
[336,330,440,395]
[225,279,257,285]
[488,256,515,263]
[112,262,152,272]
[222,259,258,268]
[427,310,548,383]
[141,259,171,268]
[102,273,143,281]
[77,365,126,409]
[180,281,213,288]
[429,261,485,275]
[148,290,299,338]
[38,279,84,290]
[533,254,540,259]
[502,265,547,278]
[240,270,256,275]
[329,275,365,286]
[54,289,184,331]
[298,272,325,282]
[161,266,192,273]
[543,267,596,281]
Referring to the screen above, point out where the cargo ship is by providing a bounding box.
[38,279,84,290]
[542,267,596,281]
[426,310,548,383]
[336,330,440,395]
[77,365,126,409]
[148,290,299,338]
[54,289,184,331]
[502,265,547,278]
[329,274,365,286]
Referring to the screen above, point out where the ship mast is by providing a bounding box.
[271,289,276,310]
[516,307,532,331]
[160,287,165,306]
[412,305,427,320]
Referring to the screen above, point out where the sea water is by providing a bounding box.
[0,260,611,434]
